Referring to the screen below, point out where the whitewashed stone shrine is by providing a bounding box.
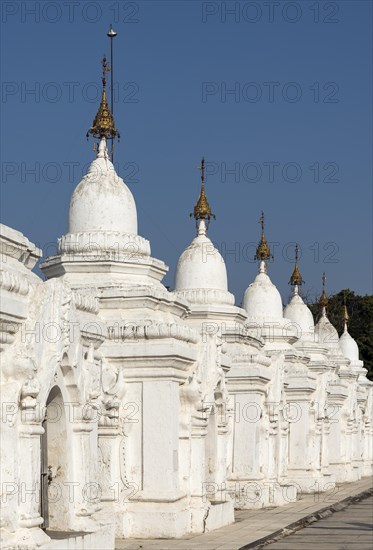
[1,54,372,550]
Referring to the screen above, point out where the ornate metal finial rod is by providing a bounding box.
[200,157,205,188]
[190,157,216,231]
[259,210,265,233]
[289,243,304,286]
[106,25,118,161]
[107,24,117,116]
[255,211,272,262]
[101,54,110,89]
[319,272,328,309]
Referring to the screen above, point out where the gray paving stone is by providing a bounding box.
[265,496,373,549]
[115,478,372,550]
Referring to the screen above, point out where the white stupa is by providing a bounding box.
[70,55,137,236]
[41,56,161,284]
[315,274,340,351]
[174,158,234,306]
[339,304,360,363]
[242,213,283,321]
[283,244,315,341]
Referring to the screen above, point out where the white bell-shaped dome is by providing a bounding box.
[315,309,339,350]
[339,326,359,361]
[284,287,315,340]
[243,262,283,320]
[175,221,228,291]
[69,138,137,235]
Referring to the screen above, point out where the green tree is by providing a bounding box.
[308,290,373,381]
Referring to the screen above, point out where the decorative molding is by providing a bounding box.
[107,321,199,344]
[175,288,235,306]
[0,223,42,270]
[0,271,29,296]
[58,231,151,258]
[72,291,99,314]
[232,353,271,367]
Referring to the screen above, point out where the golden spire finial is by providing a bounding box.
[190,157,216,230]
[289,243,304,286]
[343,304,349,323]
[319,272,328,309]
[86,55,120,142]
[255,211,272,262]
[343,292,349,329]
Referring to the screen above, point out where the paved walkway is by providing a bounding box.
[115,477,372,550]
[265,496,373,550]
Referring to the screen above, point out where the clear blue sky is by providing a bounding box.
[1,0,372,304]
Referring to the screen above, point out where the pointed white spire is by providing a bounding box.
[197,219,207,236]
[339,303,360,362]
[97,136,109,160]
